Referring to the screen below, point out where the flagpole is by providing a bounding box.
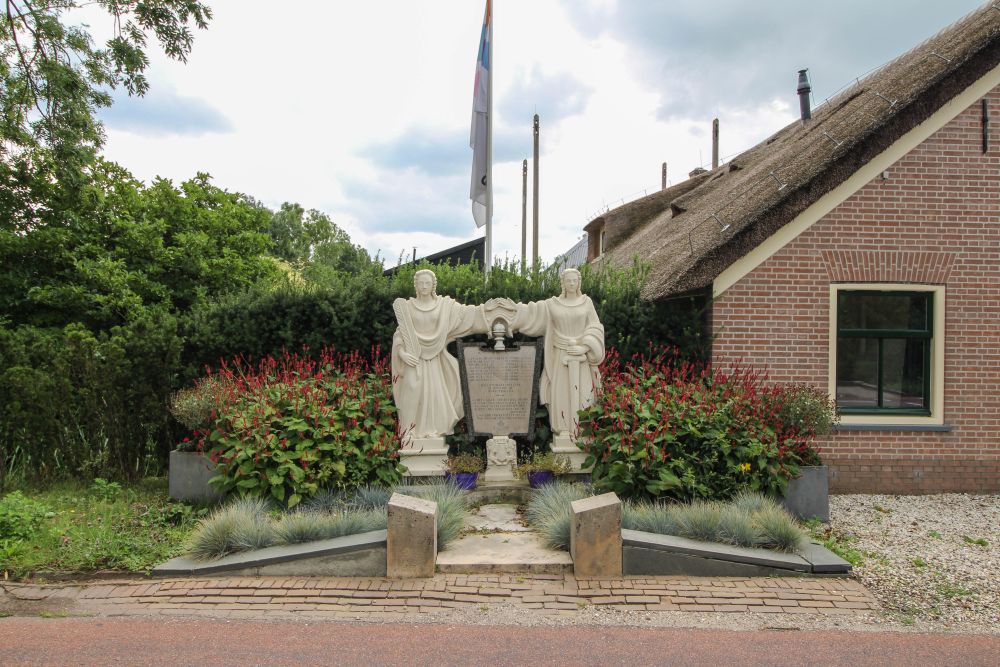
[484,0,493,275]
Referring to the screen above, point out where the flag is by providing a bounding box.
[470,0,491,228]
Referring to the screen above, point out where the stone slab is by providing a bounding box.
[798,540,853,574]
[781,465,830,522]
[464,504,531,532]
[570,492,622,578]
[623,546,813,577]
[167,450,224,503]
[400,437,448,477]
[621,529,812,572]
[456,339,542,439]
[152,530,387,577]
[435,531,573,574]
[387,492,437,578]
[466,479,532,505]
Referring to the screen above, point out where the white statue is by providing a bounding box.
[391,270,490,475]
[514,268,604,469]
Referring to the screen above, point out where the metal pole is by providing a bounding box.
[521,159,527,270]
[484,1,494,274]
[661,162,667,190]
[532,113,539,269]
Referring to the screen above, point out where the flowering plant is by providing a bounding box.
[194,347,404,508]
[578,348,834,501]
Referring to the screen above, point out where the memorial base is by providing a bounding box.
[483,436,515,482]
[400,438,449,477]
[552,433,592,473]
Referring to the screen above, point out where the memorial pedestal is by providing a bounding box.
[552,433,592,473]
[483,436,516,482]
[400,437,448,477]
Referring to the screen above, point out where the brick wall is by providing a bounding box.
[712,87,1000,494]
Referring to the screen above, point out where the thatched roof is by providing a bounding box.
[597,4,1000,300]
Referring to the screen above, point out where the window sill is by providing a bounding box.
[835,423,953,432]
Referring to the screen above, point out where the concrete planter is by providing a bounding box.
[168,450,224,503]
[781,465,829,522]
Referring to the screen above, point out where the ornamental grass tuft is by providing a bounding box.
[754,505,805,552]
[397,481,468,550]
[186,497,275,560]
[273,508,387,544]
[525,482,593,550]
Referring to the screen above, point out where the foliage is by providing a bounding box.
[0,478,205,578]
[268,202,372,274]
[0,490,52,542]
[181,258,710,384]
[0,0,211,186]
[513,452,571,479]
[444,453,485,474]
[199,348,405,508]
[773,384,839,466]
[524,481,593,550]
[169,377,226,433]
[0,314,182,486]
[579,348,835,502]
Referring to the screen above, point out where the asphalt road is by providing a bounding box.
[1,617,997,666]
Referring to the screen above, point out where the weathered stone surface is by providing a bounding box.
[398,437,449,477]
[387,492,437,578]
[168,450,224,503]
[152,530,387,577]
[799,540,853,574]
[781,465,830,522]
[621,529,812,571]
[483,436,516,481]
[570,492,622,577]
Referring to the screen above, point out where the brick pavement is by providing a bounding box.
[2,575,877,621]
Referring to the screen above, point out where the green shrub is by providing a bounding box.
[200,348,405,508]
[181,259,710,384]
[0,491,52,542]
[580,351,836,501]
[444,453,485,474]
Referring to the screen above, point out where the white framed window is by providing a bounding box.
[828,283,945,426]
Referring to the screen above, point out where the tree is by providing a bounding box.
[1,1,212,166]
[268,202,373,274]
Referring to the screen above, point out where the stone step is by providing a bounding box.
[435,532,574,574]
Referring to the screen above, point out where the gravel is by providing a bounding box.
[821,493,1000,633]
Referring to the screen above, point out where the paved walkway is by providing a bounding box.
[2,574,877,621]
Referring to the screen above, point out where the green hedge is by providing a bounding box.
[181,260,709,381]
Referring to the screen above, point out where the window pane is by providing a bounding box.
[836,338,878,408]
[882,338,927,409]
[838,293,928,332]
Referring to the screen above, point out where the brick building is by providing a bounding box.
[588,5,1000,493]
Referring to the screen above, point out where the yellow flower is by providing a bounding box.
[739,463,751,472]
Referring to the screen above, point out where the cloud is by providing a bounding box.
[364,127,526,177]
[500,68,592,125]
[562,0,985,119]
[338,172,471,237]
[99,86,233,136]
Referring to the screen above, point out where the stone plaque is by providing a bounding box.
[456,339,542,439]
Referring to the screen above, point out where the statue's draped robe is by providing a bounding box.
[391,296,487,442]
[516,295,605,435]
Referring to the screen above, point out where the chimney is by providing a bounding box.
[797,69,812,122]
[711,118,719,169]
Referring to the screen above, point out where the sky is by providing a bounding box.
[92,0,987,267]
